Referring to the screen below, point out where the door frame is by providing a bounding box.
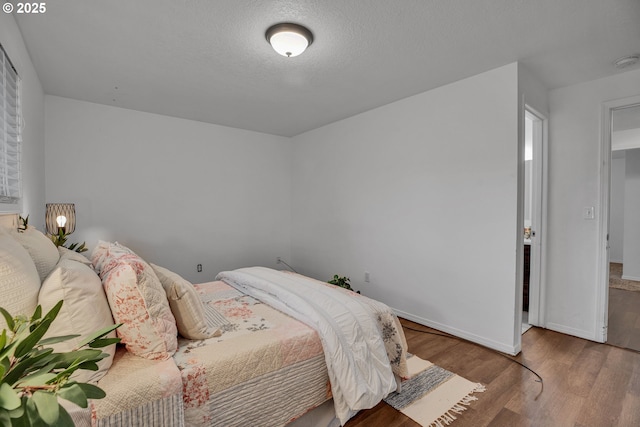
[524,105,547,327]
[598,94,640,342]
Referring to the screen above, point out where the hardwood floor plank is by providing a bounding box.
[619,392,640,426]
[486,407,532,427]
[608,287,640,352]
[576,366,630,426]
[345,319,640,427]
[566,348,606,397]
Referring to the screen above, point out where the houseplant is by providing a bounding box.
[328,275,354,291]
[18,215,87,253]
[0,301,120,426]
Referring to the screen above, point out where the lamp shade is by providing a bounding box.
[266,23,313,57]
[46,203,76,235]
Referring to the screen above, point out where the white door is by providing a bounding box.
[524,107,546,328]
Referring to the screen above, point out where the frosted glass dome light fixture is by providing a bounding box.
[266,23,313,58]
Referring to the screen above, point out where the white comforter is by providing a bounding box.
[216,267,399,426]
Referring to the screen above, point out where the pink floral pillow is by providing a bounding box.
[92,242,177,360]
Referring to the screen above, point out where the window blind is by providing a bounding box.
[0,44,20,204]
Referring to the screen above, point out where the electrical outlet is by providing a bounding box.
[364,271,370,283]
[197,264,202,272]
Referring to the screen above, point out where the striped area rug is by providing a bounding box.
[384,355,485,427]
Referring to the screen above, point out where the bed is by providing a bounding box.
[0,215,409,426]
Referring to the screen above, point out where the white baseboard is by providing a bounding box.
[545,322,601,342]
[621,274,640,281]
[392,308,520,356]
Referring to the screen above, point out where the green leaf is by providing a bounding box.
[75,383,106,399]
[14,318,53,359]
[0,409,10,426]
[10,407,31,427]
[16,371,57,387]
[30,306,42,323]
[37,335,80,346]
[57,384,87,408]
[0,383,21,411]
[76,324,121,349]
[50,349,104,368]
[41,301,63,325]
[2,349,55,386]
[0,341,17,362]
[87,338,120,348]
[25,397,48,427]
[31,391,59,425]
[55,404,74,427]
[76,361,99,371]
[0,328,6,350]
[0,354,9,373]
[8,396,25,418]
[0,307,15,331]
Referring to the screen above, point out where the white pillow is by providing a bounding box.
[38,258,117,384]
[58,246,92,266]
[12,225,60,282]
[151,264,220,340]
[0,230,41,330]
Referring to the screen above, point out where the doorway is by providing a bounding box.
[523,107,545,333]
[598,94,640,344]
[605,102,640,350]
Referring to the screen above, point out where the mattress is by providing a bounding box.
[173,281,331,427]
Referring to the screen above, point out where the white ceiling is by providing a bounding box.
[14,0,640,137]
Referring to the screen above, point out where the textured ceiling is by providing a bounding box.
[14,0,640,137]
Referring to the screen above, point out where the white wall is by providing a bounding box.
[291,63,520,354]
[610,154,626,263]
[622,148,640,280]
[0,14,45,226]
[546,68,640,340]
[45,96,292,283]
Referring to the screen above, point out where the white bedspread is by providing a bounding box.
[216,267,400,425]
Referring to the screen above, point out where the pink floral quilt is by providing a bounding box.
[173,281,331,427]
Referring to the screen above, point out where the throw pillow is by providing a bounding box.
[91,242,177,360]
[12,225,60,282]
[58,246,93,266]
[38,258,117,384]
[0,229,41,330]
[151,264,220,340]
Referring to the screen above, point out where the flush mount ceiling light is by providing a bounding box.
[613,54,640,69]
[266,23,313,58]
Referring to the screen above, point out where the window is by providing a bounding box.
[0,44,20,206]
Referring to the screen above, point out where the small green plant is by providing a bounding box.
[328,275,353,291]
[0,301,120,426]
[17,215,28,233]
[49,229,88,253]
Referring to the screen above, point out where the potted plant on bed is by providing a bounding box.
[0,301,120,426]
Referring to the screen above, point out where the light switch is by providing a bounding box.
[583,206,595,220]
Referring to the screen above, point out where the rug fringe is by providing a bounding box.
[428,383,485,427]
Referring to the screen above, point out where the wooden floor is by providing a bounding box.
[608,288,640,352]
[346,319,640,427]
